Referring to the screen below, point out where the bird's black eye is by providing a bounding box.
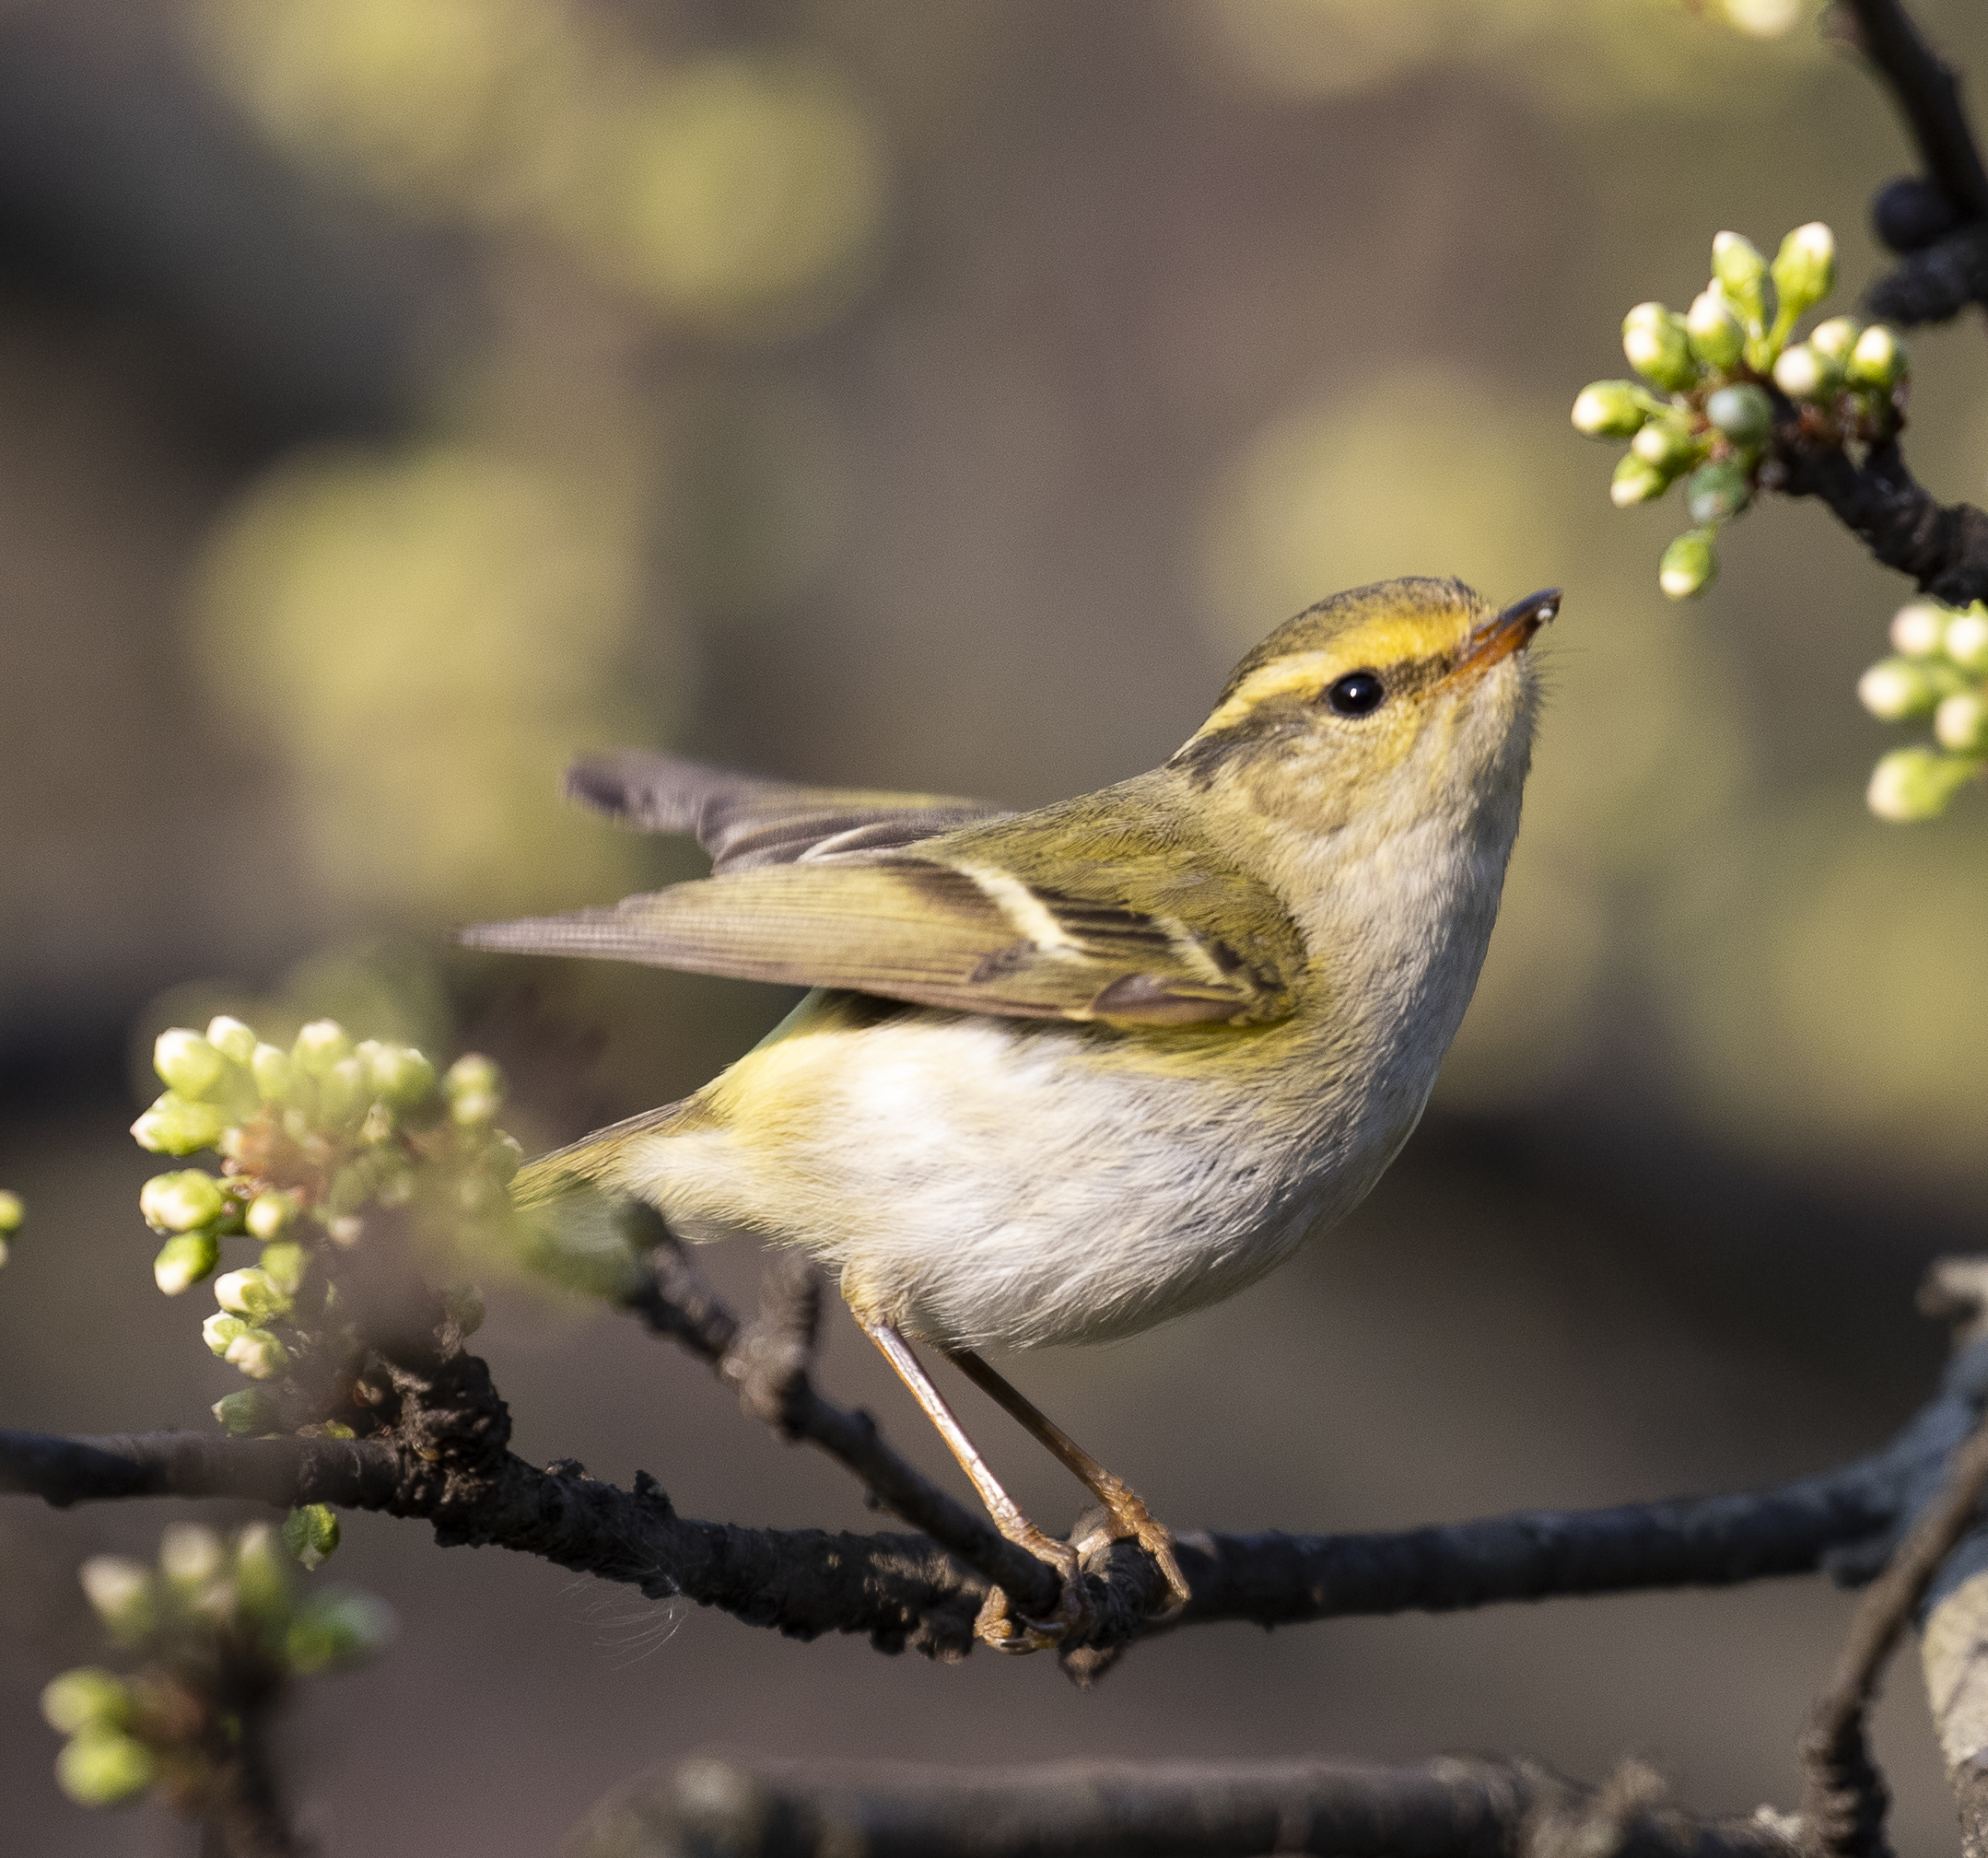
[1325,671,1386,717]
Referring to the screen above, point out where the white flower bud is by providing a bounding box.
[215,1267,292,1324]
[1846,322,1907,390]
[131,1093,228,1157]
[245,1190,298,1241]
[1610,453,1669,508]
[154,1232,220,1296]
[205,1016,258,1066]
[1772,343,1836,400]
[259,1239,307,1295]
[1771,221,1835,318]
[1621,302,1695,390]
[203,1311,248,1356]
[77,1557,155,1639]
[1809,315,1861,362]
[292,1020,353,1077]
[1889,602,1950,658]
[318,1056,368,1126]
[154,1029,226,1101]
[1712,231,1774,327]
[1944,605,1988,672]
[224,1326,291,1380]
[0,1189,21,1233]
[1936,690,1988,753]
[1658,531,1717,600]
[1570,380,1645,438]
[212,1388,277,1436]
[158,1523,226,1588]
[251,1043,293,1102]
[1867,746,1982,821]
[55,1731,155,1806]
[1631,416,1701,471]
[1686,288,1744,370]
[1858,656,1942,720]
[139,1169,225,1234]
[40,1667,130,1735]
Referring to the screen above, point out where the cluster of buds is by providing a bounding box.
[42,1523,392,1810]
[1858,599,1988,820]
[1572,223,1909,600]
[0,1187,21,1268]
[131,1015,518,1415]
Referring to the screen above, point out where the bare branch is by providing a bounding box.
[565,1752,1801,1858]
[1842,0,1988,221]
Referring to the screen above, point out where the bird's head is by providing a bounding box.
[1172,577,1556,840]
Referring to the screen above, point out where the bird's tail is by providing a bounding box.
[509,1101,692,1295]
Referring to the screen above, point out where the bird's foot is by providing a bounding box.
[1078,1480,1191,1621]
[973,1532,1090,1654]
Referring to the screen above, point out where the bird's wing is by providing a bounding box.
[564,750,1012,872]
[463,782,1306,1027]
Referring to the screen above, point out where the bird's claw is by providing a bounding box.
[973,1537,1089,1654]
[1078,1483,1191,1623]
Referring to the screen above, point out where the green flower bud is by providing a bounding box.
[212,1387,279,1436]
[1809,315,1861,362]
[447,1053,502,1098]
[293,1020,353,1077]
[55,1730,155,1806]
[1631,415,1701,472]
[131,1093,228,1157]
[1846,322,1907,390]
[1704,382,1773,447]
[1621,302,1695,390]
[205,1015,258,1066]
[283,1503,342,1571]
[1684,460,1750,526]
[1685,288,1744,370]
[1658,530,1718,600]
[154,1029,226,1101]
[158,1522,227,1589]
[153,1232,220,1296]
[1771,221,1835,319]
[245,1190,298,1241]
[1868,745,1982,821]
[204,1310,248,1355]
[1772,343,1839,401]
[77,1557,155,1641]
[1936,690,1988,754]
[215,1267,291,1323]
[286,1587,394,1671]
[1609,453,1670,508]
[361,1040,435,1108]
[1944,605,1988,672]
[1570,380,1646,438]
[1889,601,1950,658]
[224,1326,290,1381]
[0,1188,22,1233]
[442,1282,487,1336]
[318,1056,368,1126]
[259,1239,308,1295]
[233,1522,292,1618]
[139,1170,225,1234]
[251,1043,293,1103]
[1858,656,1944,719]
[41,1667,131,1735]
[1712,231,1774,328]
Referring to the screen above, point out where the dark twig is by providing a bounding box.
[1842,0,1988,220]
[565,1751,1801,1858]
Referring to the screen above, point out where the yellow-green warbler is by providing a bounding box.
[466,576,1558,1650]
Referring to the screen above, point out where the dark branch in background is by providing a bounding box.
[567,1753,1803,1858]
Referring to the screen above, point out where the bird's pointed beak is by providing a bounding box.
[1454,588,1561,676]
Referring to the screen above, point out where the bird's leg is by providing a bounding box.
[857,1315,1087,1654]
[944,1348,1191,1618]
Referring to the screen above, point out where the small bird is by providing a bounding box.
[465,576,1556,1650]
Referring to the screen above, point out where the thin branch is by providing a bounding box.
[1842,0,1988,220]
[565,1752,1801,1858]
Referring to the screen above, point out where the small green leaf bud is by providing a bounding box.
[1936,690,1988,754]
[153,1231,220,1296]
[215,1267,292,1324]
[1684,460,1750,526]
[55,1730,155,1806]
[1771,221,1835,319]
[40,1668,131,1735]
[318,1056,367,1126]
[1712,231,1775,328]
[1858,655,1943,719]
[259,1239,308,1295]
[286,1587,394,1671]
[1809,315,1861,363]
[77,1556,155,1640]
[1944,604,1988,672]
[212,1387,279,1436]
[251,1043,293,1102]
[224,1326,290,1380]
[1772,343,1839,401]
[0,1188,22,1233]
[1705,383,1773,447]
[1621,301,1696,390]
[1609,454,1670,508]
[1890,602,1950,658]
[204,1310,248,1355]
[1867,745,1982,821]
[245,1190,298,1241]
[1658,530,1718,600]
[1846,322,1907,390]
[158,1522,227,1588]
[154,1028,226,1101]
[1686,288,1744,369]
[1570,380,1646,438]
[292,1020,353,1077]
[205,1016,258,1066]
[284,1503,342,1571]
[139,1169,225,1234]
[1631,416,1701,472]
[131,1093,228,1156]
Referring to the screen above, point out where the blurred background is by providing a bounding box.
[3,0,1987,1850]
